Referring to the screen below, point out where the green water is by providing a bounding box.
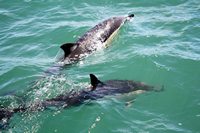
[0,0,200,132]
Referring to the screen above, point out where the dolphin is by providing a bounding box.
[42,74,163,107]
[45,14,134,74]
[0,74,163,129]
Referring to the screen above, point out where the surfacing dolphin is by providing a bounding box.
[45,14,134,75]
[0,74,163,129]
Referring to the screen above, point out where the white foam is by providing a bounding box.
[54,49,64,62]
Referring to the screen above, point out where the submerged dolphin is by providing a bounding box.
[42,74,163,107]
[46,14,134,74]
[0,74,163,129]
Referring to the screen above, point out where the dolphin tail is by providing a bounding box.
[0,104,27,129]
[0,104,26,121]
[126,14,134,21]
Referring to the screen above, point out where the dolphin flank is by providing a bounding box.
[45,14,134,74]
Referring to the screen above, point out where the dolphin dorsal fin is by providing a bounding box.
[60,43,79,58]
[90,74,102,91]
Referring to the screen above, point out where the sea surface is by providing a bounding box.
[0,0,200,132]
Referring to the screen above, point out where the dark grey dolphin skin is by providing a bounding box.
[0,74,163,129]
[45,14,134,74]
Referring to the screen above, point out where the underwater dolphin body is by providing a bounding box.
[46,14,134,74]
[42,74,163,107]
[0,74,163,129]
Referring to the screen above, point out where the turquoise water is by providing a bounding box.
[1,0,200,132]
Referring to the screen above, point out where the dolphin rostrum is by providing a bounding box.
[46,14,134,74]
[0,74,163,129]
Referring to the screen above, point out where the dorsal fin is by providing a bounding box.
[90,74,102,91]
[60,43,79,58]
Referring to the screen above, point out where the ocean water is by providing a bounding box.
[0,0,200,132]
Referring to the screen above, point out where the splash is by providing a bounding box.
[53,49,65,62]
